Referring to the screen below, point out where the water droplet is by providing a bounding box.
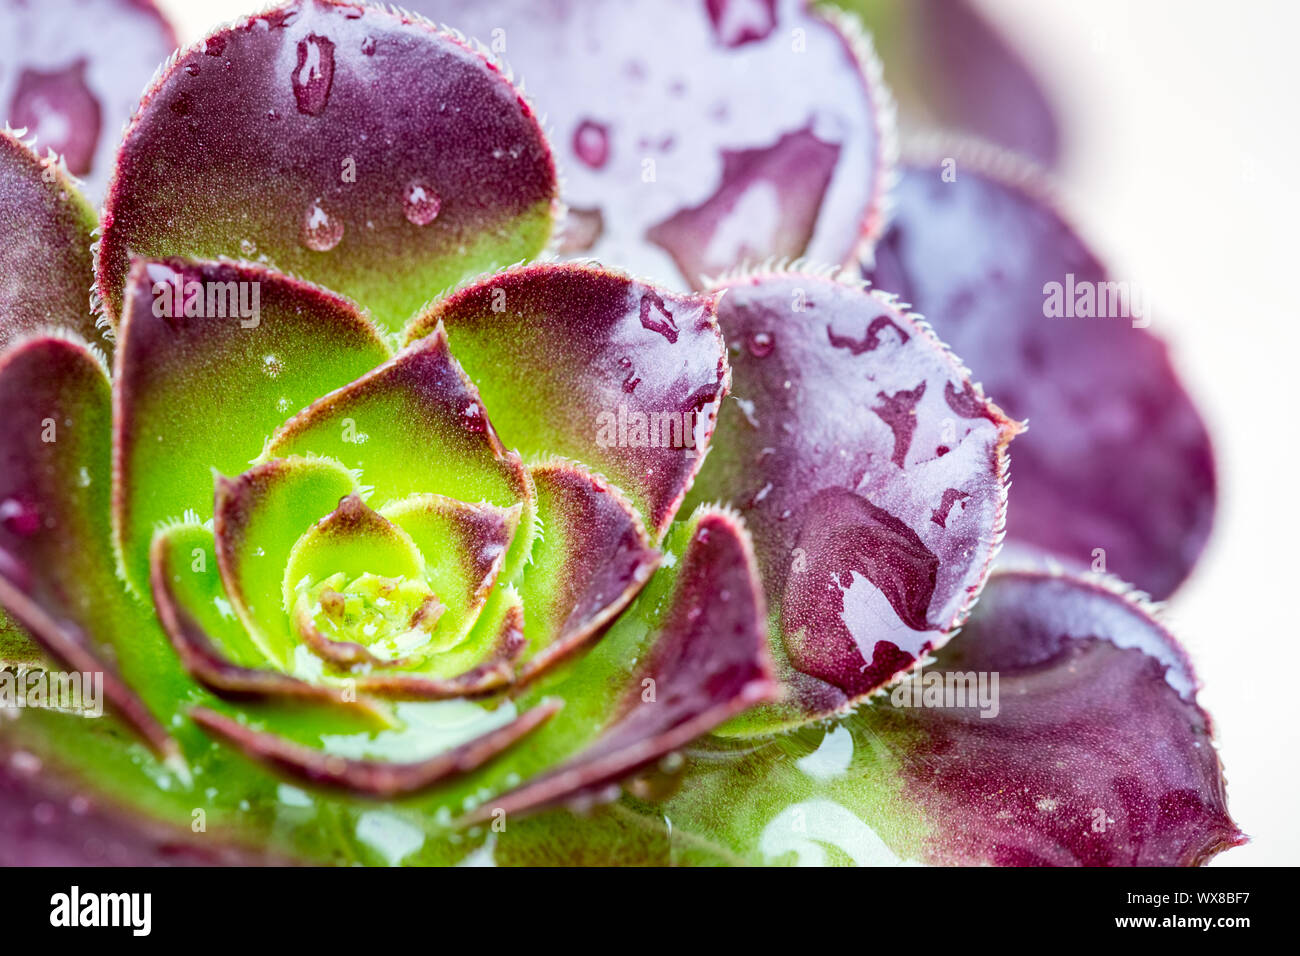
[266,108,279,121]
[262,354,284,378]
[402,180,441,226]
[747,330,774,357]
[573,119,610,169]
[239,238,257,257]
[622,372,641,393]
[360,35,377,56]
[184,64,200,77]
[204,35,227,57]
[292,34,336,116]
[618,356,632,368]
[277,397,292,414]
[300,199,343,251]
[0,497,40,537]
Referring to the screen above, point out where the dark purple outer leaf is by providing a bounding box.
[853,0,1061,167]
[655,568,1242,866]
[887,570,1243,865]
[865,153,1215,598]
[96,0,558,334]
[0,0,178,200]
[688,270,1019,731]
[0,131,101,352]
[418,0,892,288]
[0,336,175,758]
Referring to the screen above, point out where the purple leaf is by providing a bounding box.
[96,0,558,335]
[688,269,1019,731]
[416,0,893,288]
[865,152,1215,598]
[0,0,178,199]
[0,131,101,352]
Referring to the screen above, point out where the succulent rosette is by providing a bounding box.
[0,0,1241,866]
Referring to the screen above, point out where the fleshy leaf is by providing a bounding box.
[647,570,1243,866]
[349,584,524,699]
[262,324,536,571]
[406,263,727,538]
[517,460,660,683]
[0,0,178,198]
[378,493,521,647]
[281,495,426,608]
[687,270,1019,732]
[150,521,386,717]
[95,0,558,335]
[213,456,360,668]
[113,257,391,593]
[829,0,1060,167]
[0,131,101,352]
[466,506,777,821]
[419,0,891,288]
[189,698,560,799]
[865,153,1215,598]
[0,335,174,756]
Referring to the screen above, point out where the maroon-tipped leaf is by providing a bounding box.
[416,0,893,288]
[150,528,386,717]
[190,698,561,799]
[689,270,1020,732]
[517,460,661,683]
[96,0,558,334]
[0,0,178,199]
[0,130,101,352]
[865,152,1215,598]
[473,507,777,821]
[0,336,174,757]
[406,262,728,539]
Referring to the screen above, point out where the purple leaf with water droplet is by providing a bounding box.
[96,0,558,336]
[865,152,1215,598]
[687,269,1020,732]
[415,0,892,288]
[653,569,1242,866]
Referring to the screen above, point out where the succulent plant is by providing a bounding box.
[0,0,1240,866]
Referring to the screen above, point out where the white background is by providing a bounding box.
[156,0,1299,866]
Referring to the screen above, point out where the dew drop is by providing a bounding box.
[573,119,610,169]
[262,354,284,378]
[239,238,257,257]
[360,35,376,56]
[463,402,486,433]
[622,372,641,393]
[204,35,227,57]
[300,199,344,251]
[747,330,774,357]
[184,64,200,77]
[402,180,441,226]
[292,34,336,116]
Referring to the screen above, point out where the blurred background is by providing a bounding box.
[106,0,1300,865]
